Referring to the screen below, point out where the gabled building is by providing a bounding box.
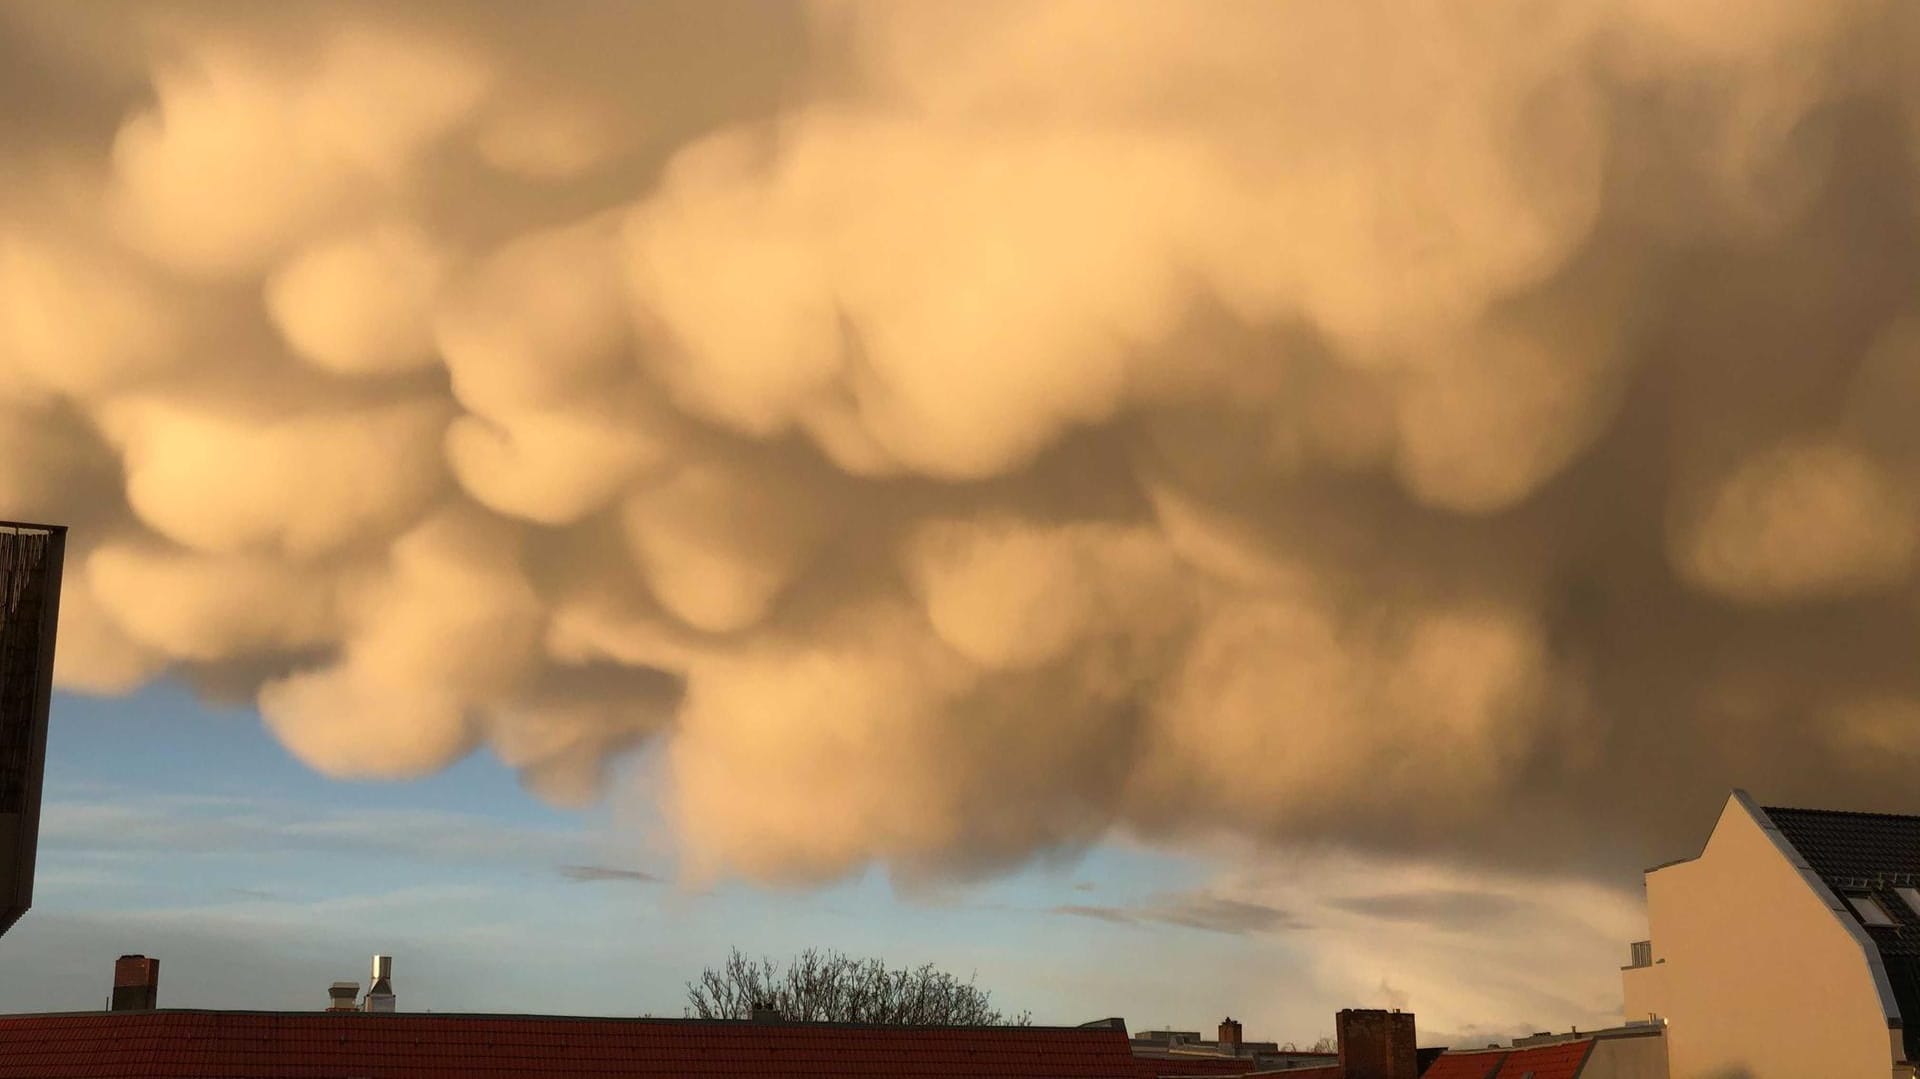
[1623,790,1920,1079]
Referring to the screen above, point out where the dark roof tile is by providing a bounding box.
[1489,1039,1593,1079]
[1130,1056,1266,1076]
[1419,1038,1598,1079]
[1419,1050,1506,1079]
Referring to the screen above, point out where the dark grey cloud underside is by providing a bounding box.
[557,864,660,884]
[1051,892,1299,936]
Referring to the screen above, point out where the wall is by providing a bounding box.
[1624,794,1903,1079]
[1581,1032,1671,1079]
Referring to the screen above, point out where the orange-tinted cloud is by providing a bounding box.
[0,0,1917,889]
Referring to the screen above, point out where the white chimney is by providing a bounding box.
[327,982,360,1013]
[363,955,395,1013]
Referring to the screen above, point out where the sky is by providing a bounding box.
[3,0,1920,1049]
[1,682,1637,1046]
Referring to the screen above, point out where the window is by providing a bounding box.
[1899,887,1920,919]
[1847,894,1897,927]
[1628,939,1653,968]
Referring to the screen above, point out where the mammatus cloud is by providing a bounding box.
[3,0,1920,893]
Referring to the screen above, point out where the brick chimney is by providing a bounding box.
[111,955,158,1011]
[1217,1017,1243,1053]
[1336,1008,1417,1079]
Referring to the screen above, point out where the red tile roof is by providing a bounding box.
[0,1010,1141,1079]
[1131,1056,1265,1076]
[1488,1039,1594,1079]
[1419,1038,1597,1079]
[1130,1060,1340,1079]
[1418,1050,1507,1079]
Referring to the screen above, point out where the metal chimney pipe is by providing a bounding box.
[364,954,395,1013]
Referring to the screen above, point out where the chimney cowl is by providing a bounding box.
[327,981,361,1013]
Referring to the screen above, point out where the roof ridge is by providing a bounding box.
[0,1009,1111,1033]
[1761,804,1920,823]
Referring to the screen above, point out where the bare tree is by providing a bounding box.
[684,947,1031,1025]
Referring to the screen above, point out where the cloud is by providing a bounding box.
[1142,845,1648,1044]
[38,787,590,870]
[1051,891,1299,936]
[1050,904,1132,926]
[1150,894,1302,936]
[1672,438,1918,603]
[558,864,660,885]
[1327,890,1526,931]
[1,0,1919,897]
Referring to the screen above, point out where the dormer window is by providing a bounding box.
[1847,894,1897,927]
[1898,887,1920,919]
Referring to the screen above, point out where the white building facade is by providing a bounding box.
[1623,790,1918,1079]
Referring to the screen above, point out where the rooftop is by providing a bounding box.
[1131,1062,1339,1079]
[1418,1038,1595,1079]
[1761,800,1920,1063]
[0,1009,1140,1079]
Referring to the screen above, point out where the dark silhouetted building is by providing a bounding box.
[1337,1008,1417,1079]
[0,521,65,939]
